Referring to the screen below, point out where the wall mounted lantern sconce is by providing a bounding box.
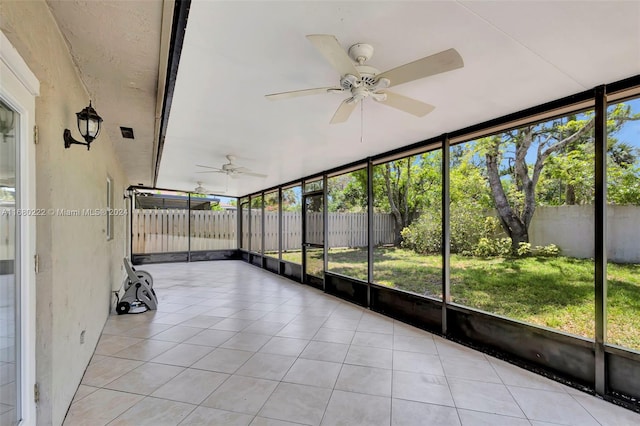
[63,101,103,150]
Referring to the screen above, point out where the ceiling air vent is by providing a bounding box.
[120,127,135,139]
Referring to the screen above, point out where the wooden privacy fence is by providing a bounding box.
[296,213,395,248]
[132,209,236,253]
[132,209,395,254]
[278,212,303,252]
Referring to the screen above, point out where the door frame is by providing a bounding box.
[0,30,39,426]
[302,191,324,289]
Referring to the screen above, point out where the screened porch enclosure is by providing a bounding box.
[131,75,640,414]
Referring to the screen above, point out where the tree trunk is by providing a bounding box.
[565,184,576,205]
[509,228,529,253]
[383,163,405,245]
[486,140,529,253]
[393,221,404,246]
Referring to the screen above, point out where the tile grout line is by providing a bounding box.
[487,354,529,422]
[433,335,464,424]
[389,324,395,426]
[317,305,364,426]
[566,392,606,426]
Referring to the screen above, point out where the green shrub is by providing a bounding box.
[400,210,441,254]
[535,243,561,257]
[401,202,515,256]
[400,205,561,259]
[401,202,491,255]
[482,216,503,239]
[517,242,532,257]
[473,237,512,257]
[472,238,493,257]
[449,204,490,254]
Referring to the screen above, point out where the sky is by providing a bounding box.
[613,98,640,149]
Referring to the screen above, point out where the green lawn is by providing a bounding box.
[283,247,640,351]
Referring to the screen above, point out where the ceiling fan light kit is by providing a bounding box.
[265,34,464,124]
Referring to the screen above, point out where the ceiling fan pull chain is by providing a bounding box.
[360,101,364,144]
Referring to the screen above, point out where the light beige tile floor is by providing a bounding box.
[63,260,640,426]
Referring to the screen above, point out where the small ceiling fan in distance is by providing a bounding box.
[196,155,267,178]
[193,181,225,195]
[265,34,464,124]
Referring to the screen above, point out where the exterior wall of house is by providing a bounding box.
[1,2,129,424]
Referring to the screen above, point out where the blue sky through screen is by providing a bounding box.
[613,98,640,148]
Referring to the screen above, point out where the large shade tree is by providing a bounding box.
[376,154,441,245]
[483,103,639,252]
[341,102,639,253]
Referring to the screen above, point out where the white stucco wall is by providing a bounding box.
[1,2,129,424]
[606,205,640,263]
[529,205,595,259]
[530,205,640,263]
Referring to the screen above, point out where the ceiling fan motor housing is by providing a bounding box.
[340,65,382,92]
[340,74,359,89]
[348,43,374,64]
[357,65,380,86]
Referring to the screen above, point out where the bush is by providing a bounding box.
[517,242,532,257]
[400,210,440,254]
[473,237,512,257]
[450,205,491,254]
[472,241,561,258]
[400,204,562,259]
[535,243,561,257]
[401,203,500,255]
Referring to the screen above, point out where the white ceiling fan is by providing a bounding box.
[196,155,267,178]
[266,34,464,124]
[193,181,225,195]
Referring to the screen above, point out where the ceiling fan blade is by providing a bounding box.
[330,99,357,124]
[266,87,341,100]
[196,170,225,174]
[196,188,226,195]
[377,48,463,88]
[233,166,253,173]
[376,91,435,117]
[306,35,361,78]
[241,171,268,178]
[195,164,223,171]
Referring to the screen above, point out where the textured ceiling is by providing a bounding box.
[47,0,168,186]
